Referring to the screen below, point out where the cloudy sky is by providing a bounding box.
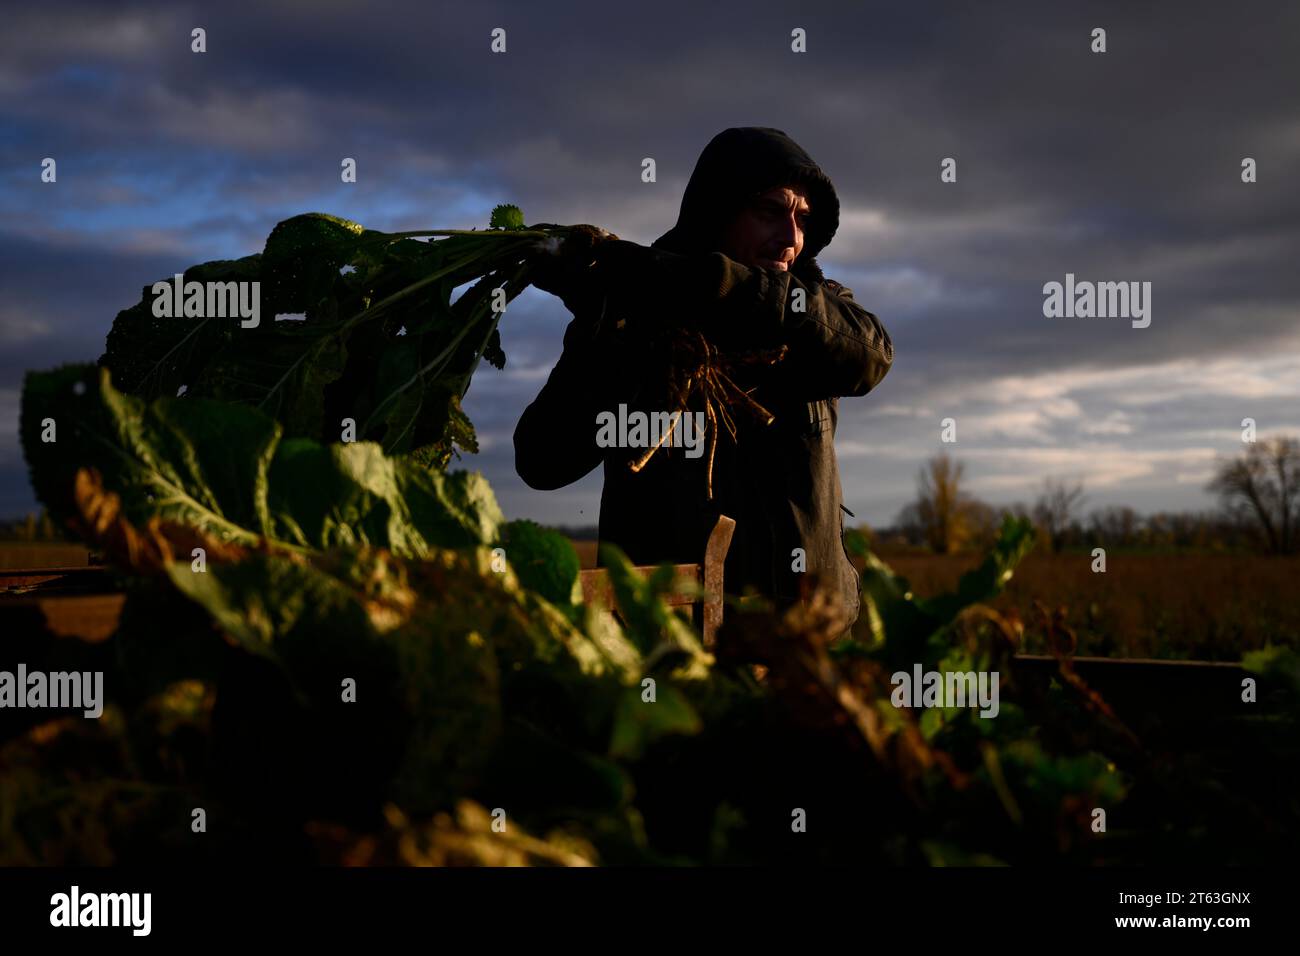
[2,0,1297,529]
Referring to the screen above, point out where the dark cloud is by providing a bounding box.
[1,0,1297,524]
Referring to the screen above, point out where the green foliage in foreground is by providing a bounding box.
[8,364,1299,863]
[8,365,721,862]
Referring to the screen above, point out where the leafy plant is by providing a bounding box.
[98,211,566,469]
[10,361,723,855]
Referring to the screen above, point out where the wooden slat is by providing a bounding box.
[0,566,111,592]
[1013,654,1242,671]
[701,515,736,647]
[575,514,737,645]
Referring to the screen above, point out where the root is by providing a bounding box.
[626,328,788,499]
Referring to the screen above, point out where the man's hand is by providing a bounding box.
[528,223,619,299]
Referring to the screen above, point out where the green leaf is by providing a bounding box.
[852,550,937,660]
[261,212,365,317]
[997,740,1127,807]
[847,516,1036,668]
[597,543,711,680]
[609,683,702,760]
[916,515,1036,621]
[406,391,479,468]
[489,204,525,230]
[498,519,581,608]
[20,364,503,556]
[918,706,945,741]
[22,365,275,544]
[266,439,503,554]
[358,339,423,449]
[98,255,264,403]
[163,547,503,815]
[1242,644,1300,702]
[195,321,349,439]
[485,717,633,815]
[483,328,507,370]
[921,841,1008,867]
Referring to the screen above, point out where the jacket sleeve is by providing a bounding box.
[513,310,641,491]
[715,260,893,399]
[596,241,894,400]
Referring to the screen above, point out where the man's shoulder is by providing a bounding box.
[822,277,854,299]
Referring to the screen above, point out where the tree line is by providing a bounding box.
[886,437,1300,555]
[0,509,59,543]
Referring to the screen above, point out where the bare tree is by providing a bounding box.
[896,453,990,554]
[1208,436,1300,554]
[892,501,926,547]
[1032,477,1085,553]
[964,499,1001,550]
[1090,505,1139,547]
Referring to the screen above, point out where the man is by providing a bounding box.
[514,127,892,627]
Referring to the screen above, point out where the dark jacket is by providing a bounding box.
[513,127,893,625]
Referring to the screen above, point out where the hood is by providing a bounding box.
[651,127,840,284]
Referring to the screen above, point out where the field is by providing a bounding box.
[0,542,90,570]
[875,546,1300,661]
[570,537,1299,662]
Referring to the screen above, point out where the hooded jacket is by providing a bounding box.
[514,127,893,626]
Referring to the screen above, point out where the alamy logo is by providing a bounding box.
[50,886,151,936]
[596,404,706,459]
[0,664,103,718]
[1042,273,1151,328]
[890,665,1000,718]
[152,274,261,328]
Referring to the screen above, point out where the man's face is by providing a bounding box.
[720,185,810,272]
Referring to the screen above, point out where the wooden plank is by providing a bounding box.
[0,566,111,592]
[701,515,736,647]
[574,514,737,644]
[1014,654,1242,671]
